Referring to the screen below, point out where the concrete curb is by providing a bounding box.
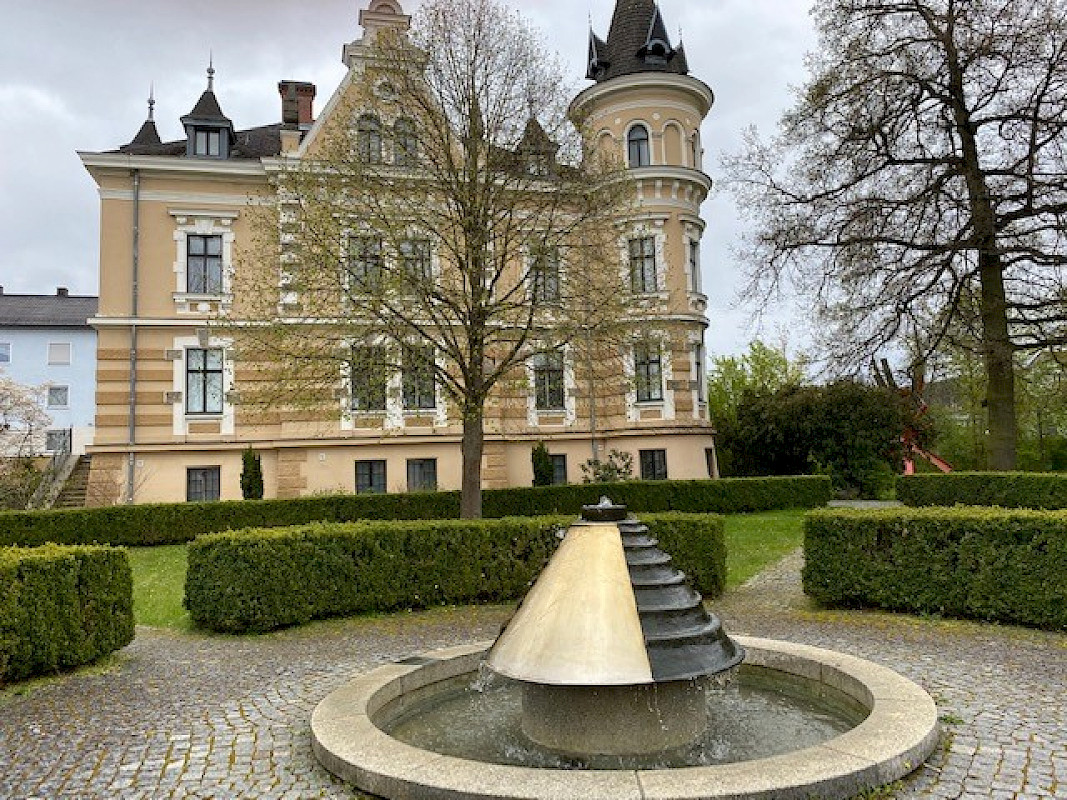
[311,636,940,800]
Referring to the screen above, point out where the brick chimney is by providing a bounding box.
[278,81,316,127]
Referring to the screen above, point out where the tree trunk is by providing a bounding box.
[941,21,1017,469]
[460,406,484,518]
[979,255,1017,470]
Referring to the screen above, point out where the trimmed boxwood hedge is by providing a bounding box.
[0,475,829,548]
[898,472,1067,509]
[185,513,726,633]
[804,507,1067,629]
[1,544,134,682]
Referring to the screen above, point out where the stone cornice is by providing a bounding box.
[78,151,267,179]
[570,73,715,120]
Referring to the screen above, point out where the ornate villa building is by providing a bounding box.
[78,0,717,504]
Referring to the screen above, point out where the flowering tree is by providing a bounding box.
[0,372,51,509]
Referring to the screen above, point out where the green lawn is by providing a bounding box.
[125,511,807,631]
[127,544,191,630]
[723,510,806,589]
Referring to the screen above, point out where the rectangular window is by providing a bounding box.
[349,236,383,290]
[186,348,224,414]
[47,385,69,408]
[187,234,223,294]
[194,129,221,157]
[688,240,701,293]
[407,458,437,491]
[634,343,663,402]
[530,246,561,304]
[532,351,565,410]
[0,343,9,363]
[550,454,567,485]
[350,345,388,411]
[639,449,668,481]
[628,237,657,293]
[394,119,418,166]
[187,466,221,502]
[45,429,71,453]
[400,238,432,282]
[694,343,706,403]
[403,346,436,410]
[47,342,72,365]
[355,460,387,493]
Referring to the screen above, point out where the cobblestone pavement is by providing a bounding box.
[1,551,1064,799]
[716,550,1067,800]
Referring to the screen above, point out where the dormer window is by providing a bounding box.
[643,39,671,66]
[181,66,235,160]
[194,129,222,157]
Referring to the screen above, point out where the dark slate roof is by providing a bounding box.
[0,293,98,328]
[129,119,162,147]
[182,89,233,127]
[120,118,163,154]
[111,123,285,160]
[589,0,689,83]
[518,118,558,153]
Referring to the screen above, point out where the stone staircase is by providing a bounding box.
[54,455,92,509]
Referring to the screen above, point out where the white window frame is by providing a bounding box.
[625,334,676,422]
[527,244,562,305]
[526,346,577,427]
[46,385,70,409]
[47,342,72,365]
[170,209,238,311]
[619,222,667,300]
[0,342,10,363]
[171,333,235,436]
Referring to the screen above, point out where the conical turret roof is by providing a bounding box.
[182,87,232,128]
[588,0,688,83]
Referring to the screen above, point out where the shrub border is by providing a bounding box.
[1,544,134,682]
[0,476,829,548]
[184,513,726,633]
[804,506,1067,629]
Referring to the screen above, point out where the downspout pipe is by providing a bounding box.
[126,168,141,503]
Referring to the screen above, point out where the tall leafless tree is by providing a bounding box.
[725,0,1067,469]
[230,0,633,516]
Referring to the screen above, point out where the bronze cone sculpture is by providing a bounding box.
[486,499,743,757]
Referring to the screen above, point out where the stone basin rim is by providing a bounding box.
[311,635,941,800]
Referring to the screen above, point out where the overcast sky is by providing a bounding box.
[0,0,816,358]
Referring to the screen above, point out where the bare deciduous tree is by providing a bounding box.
[725,0,1067,469]
[230,0,634,516]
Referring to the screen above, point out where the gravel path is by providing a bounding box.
[1,549,1064,799]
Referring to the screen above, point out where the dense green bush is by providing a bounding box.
[0,544,134,682]
[720,380,912,498]
[898,472,1067,508]
[240,448,264,500]
[185,513,726,633]
[0,476,828,548]
[804,507,1067,629]
[481,476,830,517]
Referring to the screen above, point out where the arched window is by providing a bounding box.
[357,114,382,163]
[394,118,418,166]
[627,124,650,167]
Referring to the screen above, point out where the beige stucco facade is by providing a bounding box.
[79,0,718,505]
